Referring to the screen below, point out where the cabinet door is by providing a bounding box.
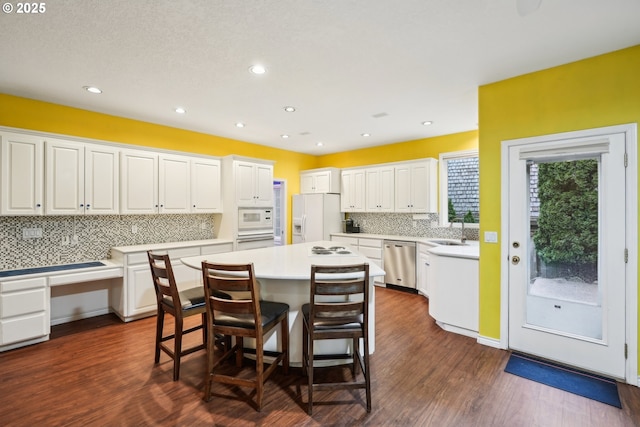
[300,173,315,194]
[341,170,365,212]
[366,168,393,212]
[45,139,84,215]
[365,168,381,211]
[0,277,49,345]
[127,263,157,317]
[417,249,430,297]
[158,154,190,214]
[191,158,222,213]
[409,162,429,213]
[120,150,158,214]
[85,144,119,214]
[313,171,332,193]
[394,164,412,212]
[235,161,257,206]
[255,163,274,206]
[0,132,44,215]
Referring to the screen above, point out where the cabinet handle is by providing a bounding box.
[86,204,90,208]
[36,203,41,207]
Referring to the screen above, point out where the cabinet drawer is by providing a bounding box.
[0,276,47,293]
[127,252,149,265]
[0,312,49,345]
[359,246,382,259]
[168,247,200,260]
[358,238,383,248]
[0,287,47,317]
[331,235,358,245]
[201,243,233,255]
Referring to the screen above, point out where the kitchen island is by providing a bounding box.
[181,240,385,366]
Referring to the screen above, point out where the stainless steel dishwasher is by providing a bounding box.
[383,240,417,293]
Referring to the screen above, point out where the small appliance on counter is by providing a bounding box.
[344,218,360,233]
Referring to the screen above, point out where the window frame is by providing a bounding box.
[439,149,479,228]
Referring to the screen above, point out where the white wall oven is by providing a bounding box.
[237,208,274,250]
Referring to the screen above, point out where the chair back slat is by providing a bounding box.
[147,252,180,305]
[309,263,369,327]
[201,262,261,329]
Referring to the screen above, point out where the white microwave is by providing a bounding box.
[238,208,273,230]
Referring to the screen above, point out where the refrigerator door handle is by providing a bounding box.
[301,214,306,241]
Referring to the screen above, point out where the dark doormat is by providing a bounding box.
[505,352,622,408]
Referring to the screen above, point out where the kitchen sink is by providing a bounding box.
[429,239,467,246]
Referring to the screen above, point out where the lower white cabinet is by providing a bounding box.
[330,235,384,285]
[417,243,431,297]
[0,277,49,347]
[111,241,233,321]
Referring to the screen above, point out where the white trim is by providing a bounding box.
[439,149,479,227]
[477,335,505,349]
[500,123,638,385]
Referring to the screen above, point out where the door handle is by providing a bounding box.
[511,255,520,265]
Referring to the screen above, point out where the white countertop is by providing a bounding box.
[331,233,480,260]
[181,240,386,280]
[111,239,233,254]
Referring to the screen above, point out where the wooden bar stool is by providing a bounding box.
[302,263,372,415]
[147,251,207,381]
[201,261,289,411]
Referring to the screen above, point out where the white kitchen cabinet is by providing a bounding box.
[0,131,44,215]
[428,252,478,337]
[110,241,233,321]
[417,243,431,297]
[233,159,274,207]
[0,277,49,348]
[158,153,191,214]
[357,237,385,285]
[395,158,437,213]
[191,158,222,213]
[120,149,159,214]
[45,139,119,215]
[365,166,394,212]
[340,168,365,212]
[300,167,341,194]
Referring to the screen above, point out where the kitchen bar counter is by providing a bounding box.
[331,232,480,260]
[181,241,385,365]
[110,238,233,254]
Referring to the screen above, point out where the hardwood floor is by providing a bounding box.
[1,287,639,426]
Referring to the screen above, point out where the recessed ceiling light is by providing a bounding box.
[361,133,371,137]
[422,121,433,126]
[316,142,324,147]
[281,134,289,139]
[235,122,245,128]
[249,65,266,75]
[175,107,186,114]
[284,106,296,112]
[83,86,102,94]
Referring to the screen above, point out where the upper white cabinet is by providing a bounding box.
[45,139,119,215]
[120,149,159,214]
[158,153,191,214]
[365,166,394,212]
[0,131,44,216]
[191,158,222,213]
[341,169,366,212]
[231,159,274,207]
[394,159,437,213]
[300,167,341,194]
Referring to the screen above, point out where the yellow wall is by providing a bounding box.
[317,130,478,168]
[478,45,640,347]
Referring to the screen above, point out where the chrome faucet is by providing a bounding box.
[450,217,466,244]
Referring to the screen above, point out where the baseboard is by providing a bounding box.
[50,308,111,326]
[477,335,505,349]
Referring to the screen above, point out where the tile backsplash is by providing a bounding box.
[347,212,479,241]
[0,214,216,270]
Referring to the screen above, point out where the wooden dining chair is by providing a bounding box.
[147,251,207,381]
[201,261,289,411]
[302,263,371,415]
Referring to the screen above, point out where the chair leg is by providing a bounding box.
[173,316,183,381]
[255,334,264,412]
[281,313,289,375]
[302,320,308,375]
[154,309,164,364]
[307,333,314,415]
[235,337,244,367]
[204,326,216,401]
[201,312,207,346]
[363,335,371,412]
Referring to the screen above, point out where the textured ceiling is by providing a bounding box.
[1,0,639,154]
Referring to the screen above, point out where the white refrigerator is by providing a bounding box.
[292,193,342,243]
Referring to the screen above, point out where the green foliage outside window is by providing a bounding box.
[532,160,598,266]
[448,198,456,222]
